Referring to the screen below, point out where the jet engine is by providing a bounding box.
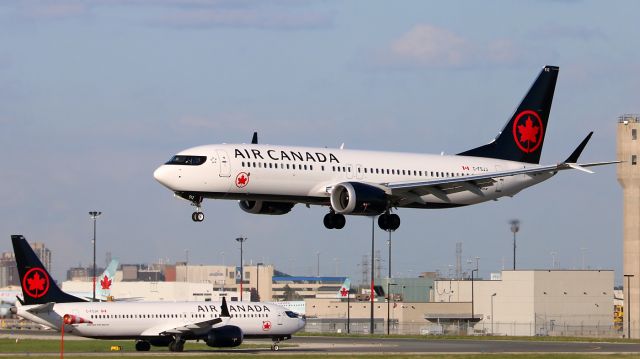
[239,200,295,215]
[205,325,243,348]
[330,182,388,215]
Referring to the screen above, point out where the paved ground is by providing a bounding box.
[2,330,640,354]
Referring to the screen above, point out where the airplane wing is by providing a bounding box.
[385,161,618,205]
[141,317,229,337]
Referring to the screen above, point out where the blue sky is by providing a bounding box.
[0,1,637,284]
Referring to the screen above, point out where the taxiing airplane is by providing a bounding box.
[10,235,305,352]
[153,66,615,230]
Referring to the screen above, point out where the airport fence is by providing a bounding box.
[304,318,625,338]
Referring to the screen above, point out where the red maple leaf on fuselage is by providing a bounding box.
[517,117,539,144]
[237,175,247,185]
[27,272,46,292]
[100,275,112,290]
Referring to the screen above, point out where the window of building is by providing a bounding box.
[633,155,637,165]
[633,129,637,140]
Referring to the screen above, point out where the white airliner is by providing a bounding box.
[10,235,305,352]
[153,66,615,230]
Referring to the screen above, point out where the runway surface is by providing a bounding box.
[3,330,640,354]
[287,336,640,353]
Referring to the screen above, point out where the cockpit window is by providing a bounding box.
[165,155,207,166]
[284,311,300,319]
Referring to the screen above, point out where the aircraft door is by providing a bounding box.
[495,165,504,192]
[217,150,231,177]
[276,312,283,326]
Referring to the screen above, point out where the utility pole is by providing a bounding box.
[235,237,247,301]
[89,211,102,302]
[510,220,520,270]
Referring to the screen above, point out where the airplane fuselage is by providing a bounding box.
[17,300,304,340]
[154,143,554,208]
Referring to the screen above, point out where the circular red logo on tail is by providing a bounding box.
[512,110,544,153]
[22,267,50,299]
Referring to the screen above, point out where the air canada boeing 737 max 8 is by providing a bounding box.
[10,235,305,352]
[153,66,615,230]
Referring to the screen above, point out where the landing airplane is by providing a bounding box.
[153,66,615,230]
[10,235,305,352]
[0,259,119,317]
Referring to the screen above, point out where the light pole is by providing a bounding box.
[316,252,320,277]
[370,216,375,334]
[387,282,398,335]
[471,268,478,320]
[510,220,520,270]
[491,293,497,335]
[185,249,189,282]
[255,262,263,302]
[624,274,634,339]
[89,211,101,302]
[346,288,351,334]
[236,237,247,301]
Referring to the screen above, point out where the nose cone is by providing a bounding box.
[153,165,173,189]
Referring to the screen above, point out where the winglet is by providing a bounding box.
[564,132,593,163]
[220,296,230,318]
[251,132,258,144]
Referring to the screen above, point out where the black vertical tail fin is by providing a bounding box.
[11,235,84,305]
[458,65,559,164]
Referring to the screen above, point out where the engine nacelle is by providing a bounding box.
[205,325,243,348]
[239,200,295,215]
[330,182,388,215]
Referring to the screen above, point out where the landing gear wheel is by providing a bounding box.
[168,340,176,352]
[323,213,335,229]
[135,340,151,351]
[389,214,400,230]
[378,213,400,231]
[175,340,185,352]
[191,211,204,222]
[324,213,346,229]
[271,344,279,351]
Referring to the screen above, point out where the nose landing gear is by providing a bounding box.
[189,195,204,222]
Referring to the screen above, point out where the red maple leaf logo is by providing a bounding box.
[100,275,112,290]
[22,268,49,298]
[512,110,544,153]
[340,287,348,297]
[262,321,272,330]
[517,116,539,144]
[27,272,45,292]
[235,172,249,188]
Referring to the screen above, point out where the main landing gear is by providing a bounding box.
[323,212,346,229]
[135,340,151,351]
[323,211,401,231]
[378,212,400,231]
[168,339,185,352]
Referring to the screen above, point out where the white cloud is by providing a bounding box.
[389,25,467,68]
[376,24,521,69]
